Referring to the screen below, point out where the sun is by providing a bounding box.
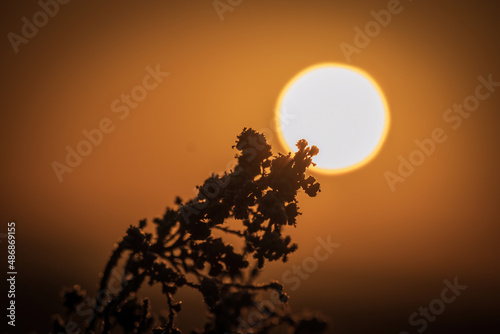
[275,63,390,174]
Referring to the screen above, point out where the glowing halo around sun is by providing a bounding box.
[275,63,390,174]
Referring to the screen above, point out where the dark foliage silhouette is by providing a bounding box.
[54,128,326,334]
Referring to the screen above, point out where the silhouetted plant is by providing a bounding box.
[54,128,326,334]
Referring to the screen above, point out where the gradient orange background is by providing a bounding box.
[1,1,499,333]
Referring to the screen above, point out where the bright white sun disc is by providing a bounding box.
[276,64,389,174]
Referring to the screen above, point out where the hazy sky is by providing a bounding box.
[1,1,499,333]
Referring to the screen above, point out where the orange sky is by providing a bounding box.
[1,1,499,333]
